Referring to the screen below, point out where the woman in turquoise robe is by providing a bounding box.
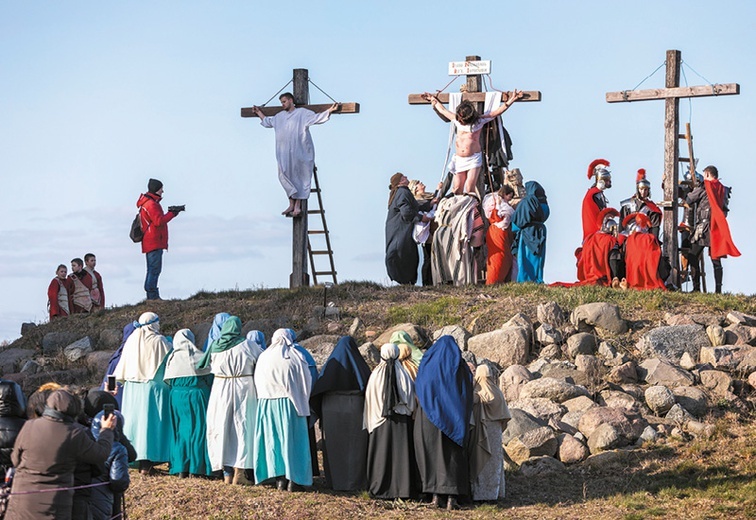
[163,328,213,476]
[512,181,550,283]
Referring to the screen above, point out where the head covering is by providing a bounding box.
[587,159,611,181]
[165,329,212,380]
[148,178,163,194]
[105,322,137,383]
[27,382,62,419]
[598,208,620,234]
[512,181,549,256]
[388,172,405,207]
[396,343,419,380]
[84,389,119,418]
[636,168,651,190]
[43,389,81,424]
[389,330,424,366]
[196,316,244,370]
[474,364,511,423]
[254,328,313,417]
[415,335,473,447]
[0,379,26,419]
[622,212,651,233]
[310,336,371,420]
[111,312,172,382]
[204,312,231,351]
[363,343,415,434]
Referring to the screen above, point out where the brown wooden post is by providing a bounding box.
[290,69,310,288]
[663,50,681,283]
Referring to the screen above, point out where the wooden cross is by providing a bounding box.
[241,69,359,288]
[606,49,739,284]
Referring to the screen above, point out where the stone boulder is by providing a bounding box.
[536,324,562,345]
[504,426,558,464]
[190,322,212,350]
[599,390,641,412]
[510,398,566,424]
[636,325,710,363]
[679,352,698,370]
[349,317,363,337]
[375,323,430,349]
[699,346,744,371]
[432,325,471,351]
[706,325,726,347]
[725,323,756,346]
[699,370,733,397]
[21,368,89,394]
[63,337,94,362]
[565,333,598,359]
[538,344,561,360]
[664,313,722,327]
[504,313,534,345]
[20,322,37,336]
[298,335,340,368]
[726,311,756,327]
[84,351,114,376]
[557,433,589,464]
[737,347,756,373]
[665,403,694,424]
[0,348,34,375]
[645,385,676,415]
[519,377,590,403]
[500,365,533,402]
[42,332,81,356]
[607,361,638,384]
[671,386,708,418]
[537,301,566,327]
[468,328,530,367]
[574,355,601,376]
[540,363,588,386]
[97,328,123,351]
[637,358,695,387]
[358,342,380,368]
[518,455,566,476]
[587,423,623,452]
[578,406,634,441]
[571,302,628,334]
[501,408,547,445]
[582,450,632,470]
[597,341,628,367]
[562,395,598,413]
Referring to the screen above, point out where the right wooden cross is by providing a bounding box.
[606,49,739,284]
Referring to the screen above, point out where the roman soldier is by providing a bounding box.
[578,208,625,286]
[620,168,662,238]
[581,159,612,241]
[622,213,666,290]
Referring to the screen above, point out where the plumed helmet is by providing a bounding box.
[636,168,651,189]
[588,159,611,181]
[597,208,620,234]
[622,212,651,232]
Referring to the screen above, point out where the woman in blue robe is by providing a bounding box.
[512,181,550,283]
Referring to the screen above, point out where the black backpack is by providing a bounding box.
[129,209,144,243]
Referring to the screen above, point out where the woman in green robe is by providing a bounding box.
[163,328,213,476]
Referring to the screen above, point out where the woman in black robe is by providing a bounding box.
[310,336,372,491]
[414,335,473,510]
[385,173,423,284]
[364,343,419,499]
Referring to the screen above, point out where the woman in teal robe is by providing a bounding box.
[163,328,213,476]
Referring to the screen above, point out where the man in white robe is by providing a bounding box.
[252,93,339,217]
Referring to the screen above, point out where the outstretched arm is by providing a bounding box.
[488,89,524,118]
[251,106,266,121]
[422,92,456,121]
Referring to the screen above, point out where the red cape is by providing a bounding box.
[705,179,740,260]
[581,187,603,241]
[578,232,618,285]
[625,232,666,290]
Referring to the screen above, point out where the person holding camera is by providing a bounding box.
[136,179,184,301]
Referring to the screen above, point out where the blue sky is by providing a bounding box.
[1,1,754,342]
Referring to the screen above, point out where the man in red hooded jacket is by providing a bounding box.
[136,179,184,300]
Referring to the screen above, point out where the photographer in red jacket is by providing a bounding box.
[136,179,184,300]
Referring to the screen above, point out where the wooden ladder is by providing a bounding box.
[306,167,338,285]
[678,123,706,292]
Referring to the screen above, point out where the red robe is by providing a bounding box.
[48,277,74,318]
[577,232,618,285]
[581,187,604,241]
[704,179,740,260]
[485,210,513,285]
[624,232,666,290]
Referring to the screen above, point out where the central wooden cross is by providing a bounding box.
[241,68,359,288]
[606,49,739,284]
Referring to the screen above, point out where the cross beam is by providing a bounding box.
[242,68,359,288]
[605,49,740,287]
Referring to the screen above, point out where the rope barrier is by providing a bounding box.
[8,480,109,496]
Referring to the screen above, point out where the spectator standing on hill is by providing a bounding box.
[136,178,184,301]
[83,253,105,310]
[68,258,93,314]
[48,264,74,319]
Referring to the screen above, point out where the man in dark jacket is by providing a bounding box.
[6,389,117,520]
[136,179,184,300]
[0,380,26,475]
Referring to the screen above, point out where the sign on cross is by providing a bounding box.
[241,69,360,288]
[606,49,739,284]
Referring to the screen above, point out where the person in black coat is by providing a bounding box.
[0,380,26,475]
[386,173,428,285]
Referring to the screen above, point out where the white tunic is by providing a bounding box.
[261,108,331,199]
[205,338,262,471]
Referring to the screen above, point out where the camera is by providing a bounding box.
[102,403,115,419]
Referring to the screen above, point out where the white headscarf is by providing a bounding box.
[112,312,171,383]
[363,343,415,434]
[164,329,211,381]
[254,328,312,417]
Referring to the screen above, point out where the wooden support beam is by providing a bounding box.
[662,49,681,275]
[606,83,739,103]
[241,102,360,118]
[408,91,541,104]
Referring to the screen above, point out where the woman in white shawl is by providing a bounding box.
[253,329,313,491]
[111,312,172,475]
[199,317,263,485]
[470,362,511,501]
[364,343,418,499]
[163,328,213,477]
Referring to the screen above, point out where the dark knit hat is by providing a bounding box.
[148,178,164,194]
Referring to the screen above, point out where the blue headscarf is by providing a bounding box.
[204,312,231,351]
[513,181,549,256]
[415,335,473,447]
[310,335,371,420]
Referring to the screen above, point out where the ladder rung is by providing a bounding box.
[679,158,691,163]
[315,271,337,276]
[310,188,321,193]
[311,251,332,255]
[678,134,689,139]
[307,210,324,214]
[308,230,327,234]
